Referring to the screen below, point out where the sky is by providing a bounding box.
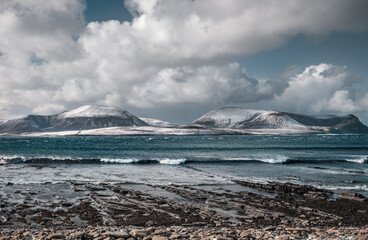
[0,0,367,125]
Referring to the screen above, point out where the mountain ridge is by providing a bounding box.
[0,105,148,133]
[191,107,368,133]
[0,105,367,135]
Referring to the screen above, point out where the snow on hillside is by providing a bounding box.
[194,107,268,128]
[193,107,308,129]
[58,105,132,118]
[140,118,176,127]
[237,112,308,129]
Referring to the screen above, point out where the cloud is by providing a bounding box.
[127,63,282,108]
[273,63,366,114]
[0,0,367,122]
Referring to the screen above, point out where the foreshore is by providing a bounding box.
[1,176,367,239]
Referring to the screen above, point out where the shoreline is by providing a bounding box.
[1,225,367,239]
[1,179,367,239]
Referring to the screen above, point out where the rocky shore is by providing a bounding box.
[1,176,367,239]
[1,225,368,240]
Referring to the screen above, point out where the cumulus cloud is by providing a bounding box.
[127,63,283,108]
[273,63,366,114]
[0,0,367,122]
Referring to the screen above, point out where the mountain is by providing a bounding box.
[0,105,148,133]
[1,105,367,135]
[191,107,368,134]
[140,118,176,127]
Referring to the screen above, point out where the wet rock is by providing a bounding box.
[217,237,234,240]
[130,229,151,238]
[68,231,87,239]
[233,180,332,199]
[105,231,130,238]
[338,192,367,202]
[152,236,169,240]
[46,233,64,239]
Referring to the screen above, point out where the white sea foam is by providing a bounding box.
[224,155,288,164]
[101,158,140,164]
[0,154,25,163]
[224,157,253,161]
[322,184,368,191]
[346,155,368,164]
[0,154,24,160]
[258,156,288,164]
[100,158,186,165]
[158,158,186,165]
[256,155,289,164]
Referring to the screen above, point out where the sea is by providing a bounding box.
[0,134,367,196]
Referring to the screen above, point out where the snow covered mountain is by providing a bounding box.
[0,105,367,135]
[0,105,148,133]
[191,107,368,133]
[140,118,176,127]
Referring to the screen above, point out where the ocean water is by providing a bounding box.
[0,135,367,196]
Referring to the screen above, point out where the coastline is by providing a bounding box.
[0,125,333,137]
[1,179,367,239]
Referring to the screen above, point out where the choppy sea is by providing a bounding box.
[0,135,367,196]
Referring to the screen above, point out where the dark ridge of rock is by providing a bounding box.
[338,192,368,202]
[233,180,333,200]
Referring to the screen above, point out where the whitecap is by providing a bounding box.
[346,155,368,164]
[321,184,368,191]
[158,158,186,165]
[101,158,140,164]
[258,155,289,164]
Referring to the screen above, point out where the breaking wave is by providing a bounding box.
[0,154,367,165]
[345,156,368,164]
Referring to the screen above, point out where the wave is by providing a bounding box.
[100,158,186,165]
[158,158,186,165]
[321,184,368,191]
[345,156,368,164]
[1,155,367,165]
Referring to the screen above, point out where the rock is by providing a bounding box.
[217,237,234,240]
[105,231,130,238]
[169,233,182,239]
[278,235,291,240]
[152,236,169,240]
[46,233,64,239]
[285,227,304,232]
[154,229,166,235]
[263,226,276,231]
[130,229,151,238]
[68,231,86,239]
[93,236,106,240]
[338,192,367,202]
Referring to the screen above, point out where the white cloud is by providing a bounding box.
[273,63,365,114]
[327,91,361,112]
[127,63,279,108]
[0,0,367,122]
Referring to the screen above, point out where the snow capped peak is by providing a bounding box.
[58,105,129,118]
